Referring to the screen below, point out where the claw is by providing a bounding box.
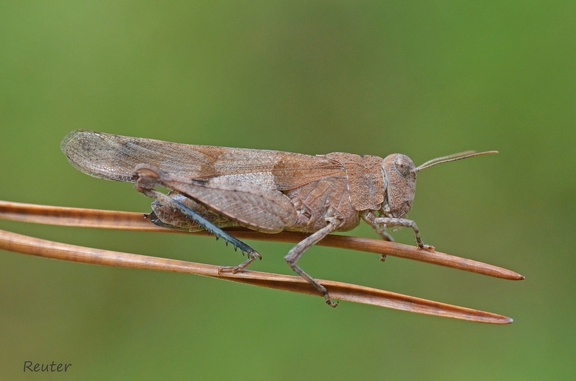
[218,251,261,275]
[325,296,339,308]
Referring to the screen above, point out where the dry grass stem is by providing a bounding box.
[0,200,523,324]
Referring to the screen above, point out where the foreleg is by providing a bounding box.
[362,211,435,255]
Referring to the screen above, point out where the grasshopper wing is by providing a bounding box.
[61,130,345,190]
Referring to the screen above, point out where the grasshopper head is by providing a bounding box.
[381,154,416,218]
[381,150,499,218]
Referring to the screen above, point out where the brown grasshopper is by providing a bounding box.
[61,130,496,306]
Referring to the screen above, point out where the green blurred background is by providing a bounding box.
[1,1,574,380]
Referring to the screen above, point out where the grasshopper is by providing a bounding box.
[61,130,496,306]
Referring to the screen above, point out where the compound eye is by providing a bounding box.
[395,156,412,177]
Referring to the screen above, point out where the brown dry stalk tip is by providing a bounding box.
[0,200,525,280]
[0,227,511,324]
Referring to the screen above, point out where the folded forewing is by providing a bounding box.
[61,130,345,190]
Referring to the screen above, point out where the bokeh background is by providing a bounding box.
[1,1,574,380]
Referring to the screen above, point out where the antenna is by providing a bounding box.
[414,151,498,172]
